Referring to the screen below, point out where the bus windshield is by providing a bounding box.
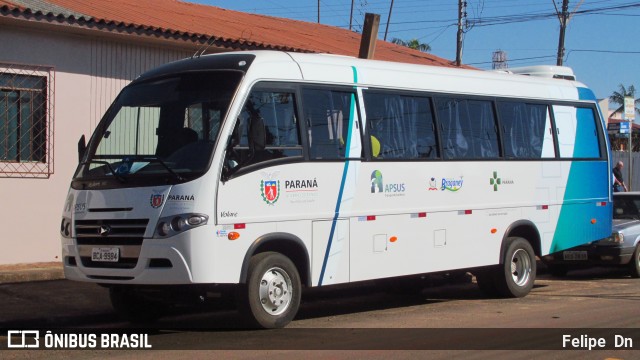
[74,71,242,187]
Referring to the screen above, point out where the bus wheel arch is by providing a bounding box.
[477,221,539,298]
[499,220,541,263]
[239,232,311,287]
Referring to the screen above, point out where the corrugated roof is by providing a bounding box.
[0,0,459,68]
[10,0,86,17]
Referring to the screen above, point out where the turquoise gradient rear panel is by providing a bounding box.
[550,160,611,253]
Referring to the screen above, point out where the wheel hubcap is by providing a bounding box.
[258,267,293,315]
[510,249,531,286]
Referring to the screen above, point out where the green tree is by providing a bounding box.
[391,38,431,53]
[610,84,640,117]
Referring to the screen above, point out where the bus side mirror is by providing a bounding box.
[78,135,86,163]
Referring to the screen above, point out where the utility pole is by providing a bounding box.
[359,13,381,60]
[556,0,569,66]
[384,0,394,41]
[456,0,465,66]
[350,0,354,30]
[318,0,320,23]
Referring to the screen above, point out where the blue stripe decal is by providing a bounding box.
[577,87,596,101]
[318,66,358,286]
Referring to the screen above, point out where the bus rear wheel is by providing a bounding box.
[495,237,536,298]
[239,252,301,328]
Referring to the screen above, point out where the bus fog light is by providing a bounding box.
[158,222,171,237]
[601,255,614,261]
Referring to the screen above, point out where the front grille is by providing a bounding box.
[75,219,148,245]
[75,219,148,269]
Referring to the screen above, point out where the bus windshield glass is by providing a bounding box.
[74,71,242,186]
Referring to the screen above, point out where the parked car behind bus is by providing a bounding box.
[543,192,640,277]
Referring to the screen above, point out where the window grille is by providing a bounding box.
[0,63,54,178]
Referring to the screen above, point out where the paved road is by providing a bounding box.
[1,265,639,359]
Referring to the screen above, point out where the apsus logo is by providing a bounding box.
[384,183,406,193]
[371,170,405,196]
[150,191,164,208]
[441,177,463,192]
[371,170,383,193]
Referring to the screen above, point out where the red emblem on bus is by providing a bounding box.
[150,193,164,208]
[261,180,280,205]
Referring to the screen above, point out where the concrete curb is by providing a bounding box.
[0,262,64,284]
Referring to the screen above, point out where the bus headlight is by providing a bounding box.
[154,213,208,238]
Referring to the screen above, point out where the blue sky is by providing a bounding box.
[195,0,639,106]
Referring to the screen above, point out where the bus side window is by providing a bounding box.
[435,97,499,160]
[224,90,302,175]
[362,91,438,160]
[553,105,601,159]
[302,88,357,160]
[498,102,554,159]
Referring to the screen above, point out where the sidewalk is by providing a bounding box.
[0,261,64,284]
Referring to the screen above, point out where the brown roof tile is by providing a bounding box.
[6,0,459,68]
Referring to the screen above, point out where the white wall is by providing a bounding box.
[0,24,190,264]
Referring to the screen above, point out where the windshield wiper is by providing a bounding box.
[138,156,186,182]
[80,160,127,183]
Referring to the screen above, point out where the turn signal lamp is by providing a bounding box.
[228,232,240,241]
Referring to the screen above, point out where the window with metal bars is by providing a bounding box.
[0,64,54,178]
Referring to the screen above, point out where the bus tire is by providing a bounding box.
[239,251,301,329]
[495,237,536,298]
[629,244,640,278]
[109,286,164,324]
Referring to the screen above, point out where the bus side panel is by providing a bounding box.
[216,162,350,284]
[548,160,612,254]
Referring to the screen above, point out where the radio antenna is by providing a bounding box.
[192,35,217,58]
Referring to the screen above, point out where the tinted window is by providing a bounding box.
[498,102,555,159]
[302,88,357,160]
[226,90,302,171]
[553,105,600,158]
[435,98,499,159]
[363,91,438,159]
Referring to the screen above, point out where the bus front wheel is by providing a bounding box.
[495,237,536,298]
[239,251,301,328]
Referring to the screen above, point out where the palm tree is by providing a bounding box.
[610,84,640,117]
[391,38,431,53]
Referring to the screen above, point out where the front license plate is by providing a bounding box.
[563,251,588,261]
[91,247,119,262]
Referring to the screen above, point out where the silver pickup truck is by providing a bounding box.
[543,192,640,278]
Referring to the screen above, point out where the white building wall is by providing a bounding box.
[0,24,191,264]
